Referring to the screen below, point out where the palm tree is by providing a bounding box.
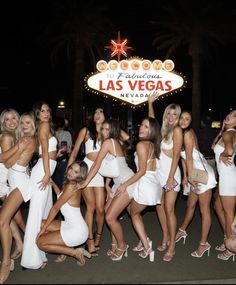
[151,0,236,129]
[41,0,114,131]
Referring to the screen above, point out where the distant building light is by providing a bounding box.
[208,108,212,112]
[211,121,221,128]
[58,101,65,108]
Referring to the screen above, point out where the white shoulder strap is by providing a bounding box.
[111,138,117,157]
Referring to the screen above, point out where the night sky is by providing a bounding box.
[0,0,235,125]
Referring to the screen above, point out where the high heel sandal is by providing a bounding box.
[107,243,117,256]
[175,228,188,244]
[10,249,22,260]
[215,242,226,252]
[0,259,14,284]
[94,232,102,250]
[157,240,169,252]
[138,241,155,262]
[191,242,211,258]
[54,254,67,263]
[74,247,92,266]
[111,244,129,261]
[217,249,235,261]
[85,238,98,257]
[163,251,175,262]
[132,237,150,252]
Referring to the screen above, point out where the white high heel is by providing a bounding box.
[132,237,150,252]
[191,242,211,258]
[175,228,188,244]
[139,244,155,262]
[111,244,129,261]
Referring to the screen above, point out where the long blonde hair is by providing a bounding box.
[161,104,181,143]
[0,108,20,141]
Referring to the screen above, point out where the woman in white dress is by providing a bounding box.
[175,111,217,258]
[67,107,106,256]
[77,118,135,261]
[21,102,57,269]
[0,109,26,259]
[0,112,37,284]
[129,117,162,262]
[213,110,236,261]
[148,93,182,262]
[36,161,91,266]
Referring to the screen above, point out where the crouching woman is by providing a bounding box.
[36,161,91,266]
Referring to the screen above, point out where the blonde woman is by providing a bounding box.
[0,112,37,284]
[148,93,182,262]
[36,161,91,266]
[0,109,26,257]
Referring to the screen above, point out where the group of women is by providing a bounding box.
[0,95,235,283]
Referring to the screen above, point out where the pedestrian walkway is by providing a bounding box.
[2,194,236,284]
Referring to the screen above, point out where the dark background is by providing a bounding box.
[0,1,235,127]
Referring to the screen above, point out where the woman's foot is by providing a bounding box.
[107,243,117,256]
[215,242,226,251]
[10,249,22,260]
[191,242,211,258]
[163,251,175,262]
[74,248,92,266]
[111,244,129,261]
[175,228,188,244]
[0,259,14,284]
[217,249,235,261]
[54,254,67,263]
[157,240,169,252]
[85,238,98,257]
[94,232,102,250]
[133,237,150,252]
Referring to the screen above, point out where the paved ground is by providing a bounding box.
[2,194,236,284]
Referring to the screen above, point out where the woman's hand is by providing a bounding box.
[114,184,127,197]
[38,174,51,190]
[148,91,159,104]
[36,227,46,242]
[73,181,87,192]
[219,154,232,166]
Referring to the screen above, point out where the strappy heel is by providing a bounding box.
[163,251,175,262]
[111,244,129,261]
[54,254,67,263]
[10,249,22,260]
[85,238,98,257]
[157,240,169,252]
[74,247,92,266]
[94,232,102,250]
[191,242,211,258]
[132,237,150,252]
[215,242,226,251]
[217,249,235,261]
[138,241,155,262]
[175,228,188,244]
[107,243,117,256]
[0,259,14,284]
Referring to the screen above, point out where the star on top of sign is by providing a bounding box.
[105,31,133,62]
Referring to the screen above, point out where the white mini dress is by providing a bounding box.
[159,139,181,191]
[59,193,89,247]
[132,153,163,205]
[181,148,217,194]
[213,129,236,196]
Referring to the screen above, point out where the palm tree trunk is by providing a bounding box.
[191,52,201,130]
[72,37,84,132]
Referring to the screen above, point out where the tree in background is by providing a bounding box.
[151,0,236,129]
